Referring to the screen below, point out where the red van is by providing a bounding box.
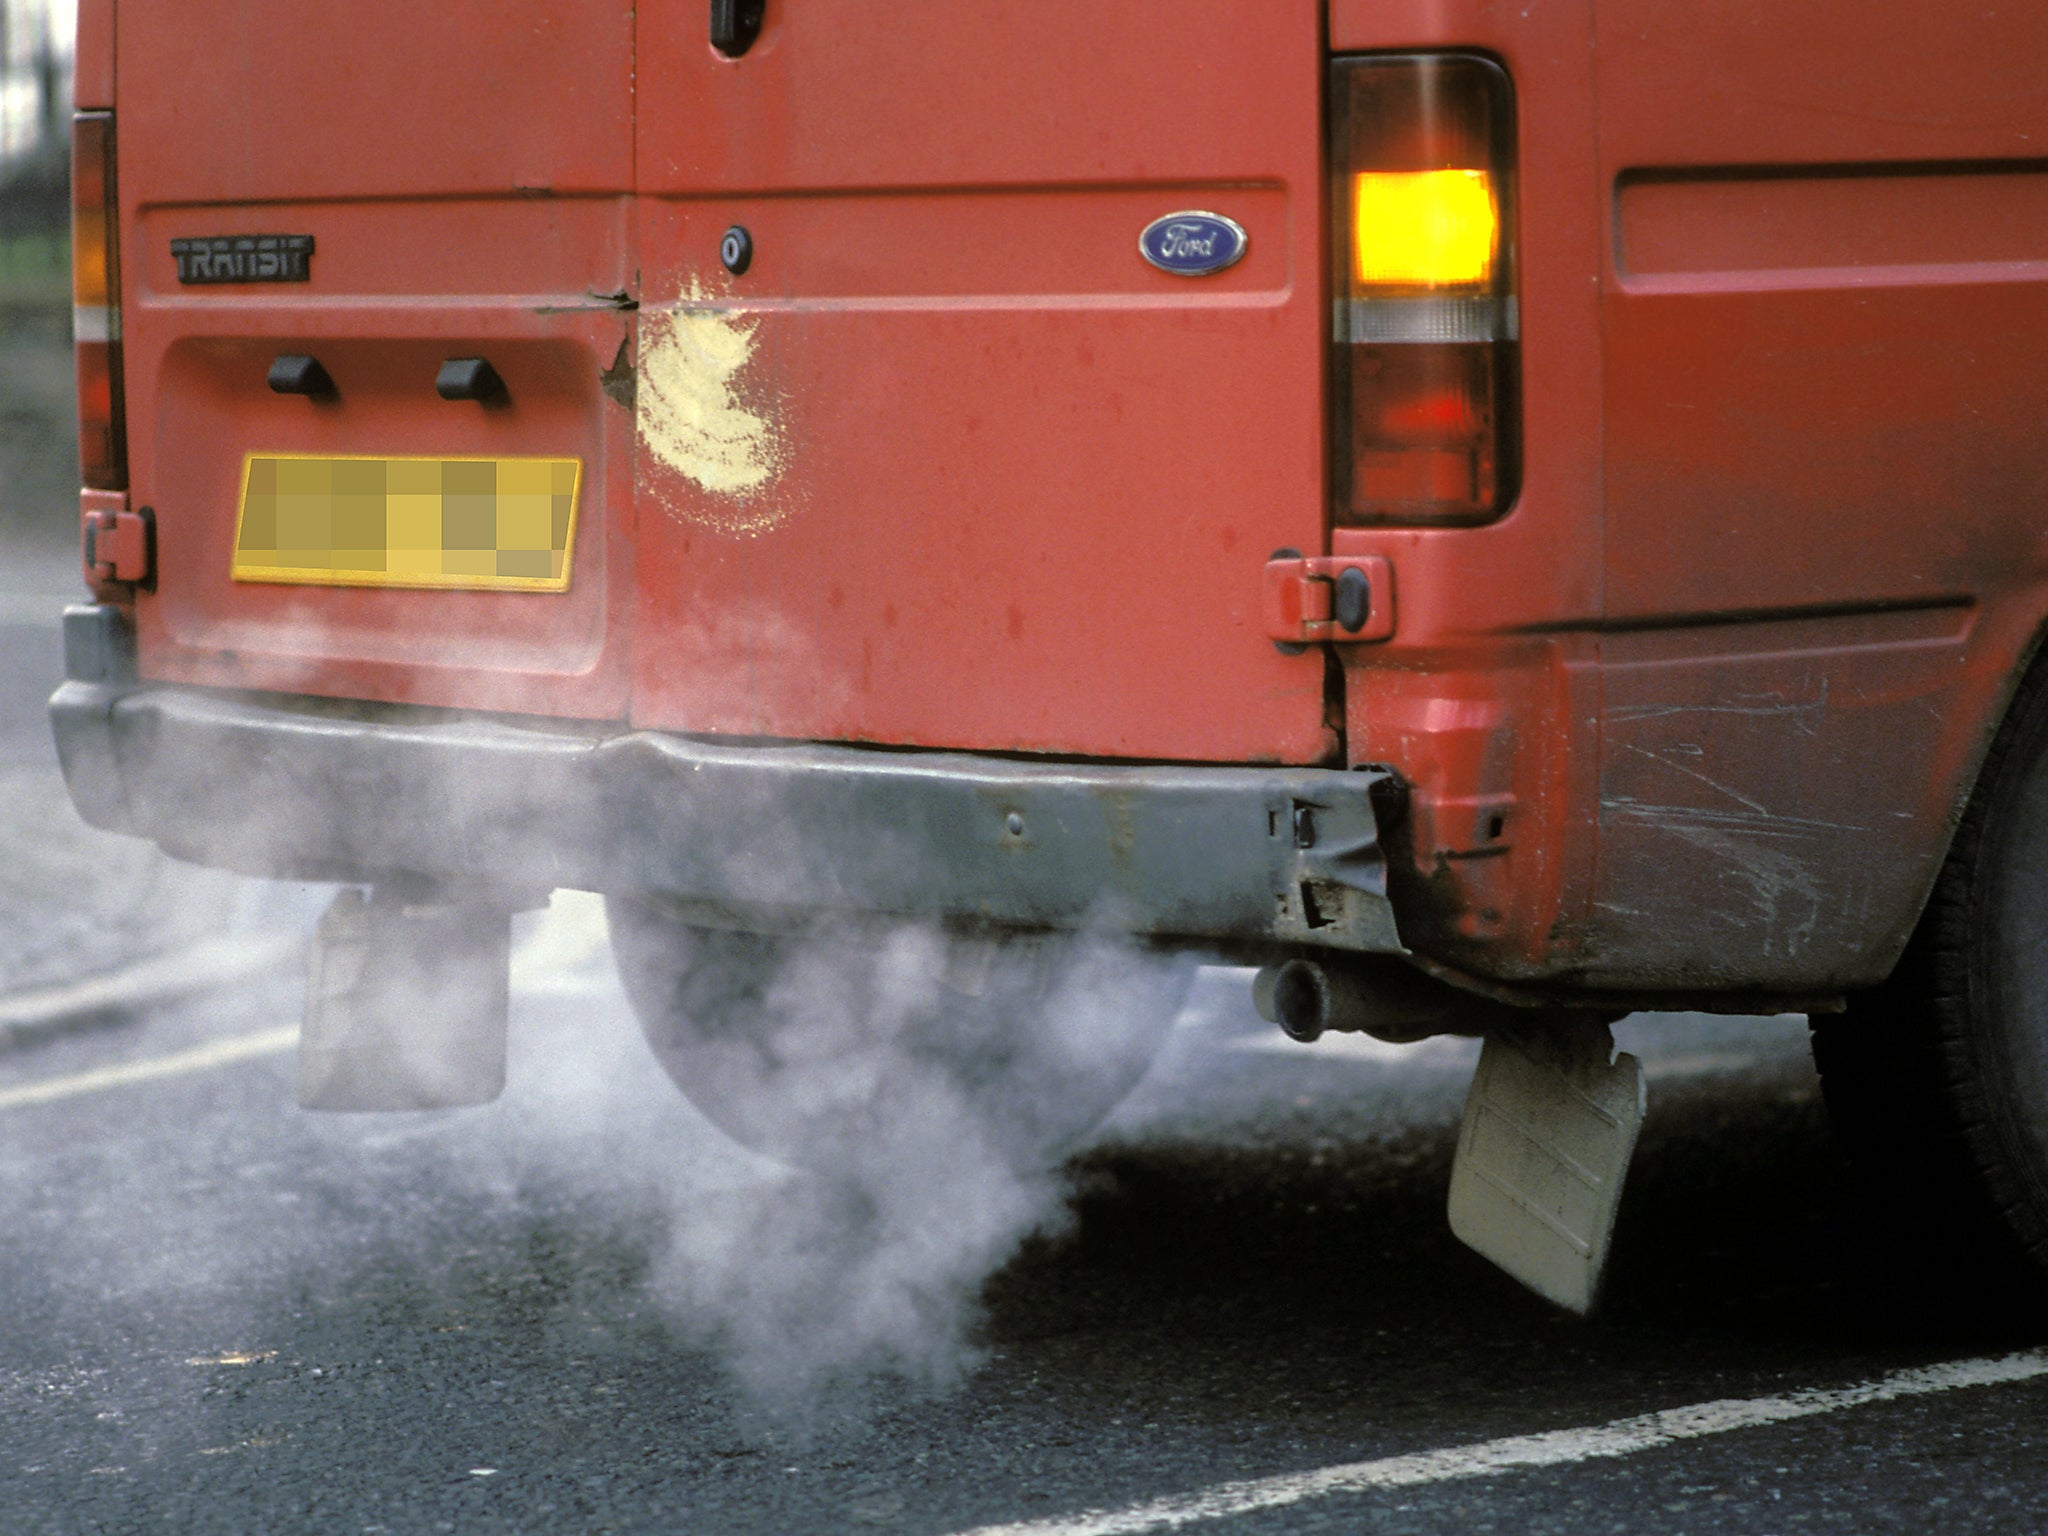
[50,0,2048,1305]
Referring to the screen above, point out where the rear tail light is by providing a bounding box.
[1331,55,1517,526]
[73,110,126,493]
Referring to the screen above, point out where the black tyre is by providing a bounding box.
[1812,660,2048,1280]
[605,899,1192,1170]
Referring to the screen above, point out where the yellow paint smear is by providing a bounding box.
[637,302,790,537]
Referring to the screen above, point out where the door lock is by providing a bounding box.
[711,0,765,57]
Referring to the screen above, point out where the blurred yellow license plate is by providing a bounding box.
[231,453,582,591]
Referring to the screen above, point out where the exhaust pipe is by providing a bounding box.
[298,887,520,1111]
[1251,955,1506,1044]
[1253,958,1352,1043]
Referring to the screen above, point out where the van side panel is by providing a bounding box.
[1329,1,2048,997]
[1584,1,2048,990]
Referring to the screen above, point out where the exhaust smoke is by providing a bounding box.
[607,907,1192,1411]
[38,581,1196,1420]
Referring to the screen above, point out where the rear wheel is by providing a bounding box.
[605,899,1192,1170]
[1811,660,2048,1282]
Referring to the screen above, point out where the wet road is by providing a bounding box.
[2,611,2046,1534]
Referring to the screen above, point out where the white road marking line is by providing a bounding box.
[0,1026,298,1111]
[949,1350,2048,1536]
[0,934,303,1046]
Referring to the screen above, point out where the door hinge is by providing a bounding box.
[1261,553,1393,647]
[82,497,155,591]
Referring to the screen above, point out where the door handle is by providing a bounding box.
[268,353,336,399]
[436,357,508,405]
[711,0,765,57]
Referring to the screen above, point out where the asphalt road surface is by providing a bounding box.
[3,605,2046,1535]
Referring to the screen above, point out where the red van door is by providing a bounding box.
[117,0,636,719]
[632,3,1334,763]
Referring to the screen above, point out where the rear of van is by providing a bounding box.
[57,1,1537,964]
[69,0,2048,1308]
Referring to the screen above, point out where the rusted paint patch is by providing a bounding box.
[636,296,789,537]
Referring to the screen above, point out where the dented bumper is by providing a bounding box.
[49,606,1402,956]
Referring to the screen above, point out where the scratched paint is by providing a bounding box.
[636,298,790,537]
[1602,799,1828,958]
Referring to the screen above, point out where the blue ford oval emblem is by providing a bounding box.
[1139,210,1248,277]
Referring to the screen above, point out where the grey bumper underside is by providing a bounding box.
[51,674,1403,955]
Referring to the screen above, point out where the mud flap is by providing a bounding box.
[299,889,512,1111]
[1447,1018,1646,1314]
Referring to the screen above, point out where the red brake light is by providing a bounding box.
[73,111,126,493]
[1331,55,1518,526]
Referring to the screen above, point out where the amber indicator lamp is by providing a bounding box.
[1330,54,1518,526]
